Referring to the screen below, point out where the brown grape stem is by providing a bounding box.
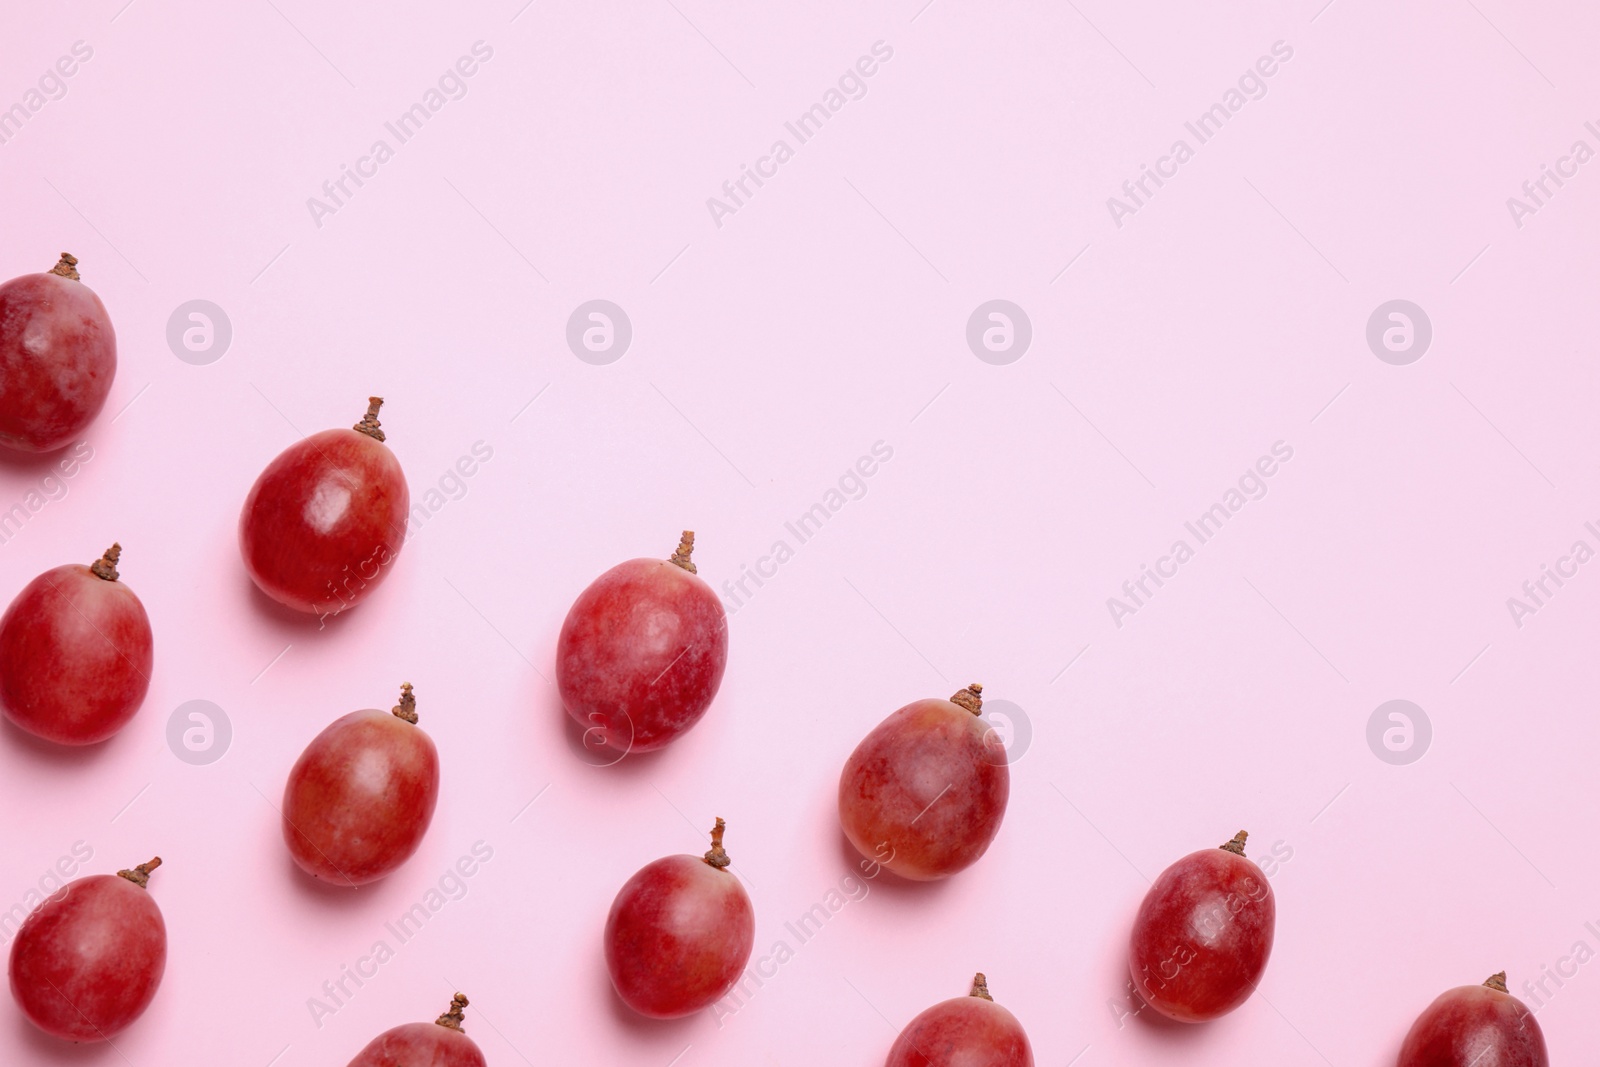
[392,682,418,724]
[353,397,387,442]
[1220,831,1249,856]
[435,993,469,1031]
[670,531,697,574]
[1484,972,1509,993]
[703,817,731,869]
[90,543,122,582]
[950,684,984,715]
[117,857,162,889]
[49,253,80,281]
[969,973,993,1001]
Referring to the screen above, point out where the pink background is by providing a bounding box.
[2,0,1598,1063]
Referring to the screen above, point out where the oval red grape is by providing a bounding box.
[1127,831,1275,1022]
[348,994,486,1067]
[0,544,152,745]
[839,685,1008,880]
[0,254,115,453]
[239,397,409,617]
[885,974,1034,1067]
[604,818,754,1018]
[8,858,166,1042]
[283,684,439,886]
[1398,973,1548,1067]
[557,531,728,754]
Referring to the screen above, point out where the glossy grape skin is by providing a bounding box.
[239,399,408,617]
[0,546,152,745]
[282,686,439,887]
[1397,975,1548,1067]
[0,254,116,453]
[349,995,486,1067]
[886,976,1034,1067]
[1127,833,1275,1022]
[8,861,165,1042]
[604,820,754,1018]
[557,533,727,754]
[838,686,1009,880]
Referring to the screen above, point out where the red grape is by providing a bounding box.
[604,818,755,1018]
[8,858,166,1042]
[557,531,728,754]
[348,993,486,1067]
[1397,972,1548,1067]
[239,397,409,617]
[885,974,1034,1067]
[0,254,116,453]
[838,684,1009,880]
[1127,831,1276,1022]
[0,544,152,745]
[282,683,439,886]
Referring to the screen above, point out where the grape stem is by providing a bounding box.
[703,817,731,869]
[353,397,387,442]
[392,682,418,724]
[950,684,983,715]
[969,973,993,1001]
[90,543,122,582]
[1220,831,1249,856]
[49,253,80,281]
[117,857,162,889]
[670,531,697,574]
[435,993,469,1031]
[1484,972,1509,993]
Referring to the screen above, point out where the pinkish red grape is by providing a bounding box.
[0,254,116,453]
[885,974,1034,1067]
[1397,972,1548,1067]
[348,994,486,1067]
[557,531,728,754]
[8,858,166,1042]
[604,818,754,1018]
[838,684,1009,880]
[1127,831,1276,1022]
[239,397,409,617]
[282,684,439,886]
[0,544,152,745]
